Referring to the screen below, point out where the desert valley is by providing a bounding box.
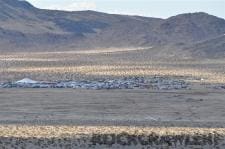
[0,0,225,148]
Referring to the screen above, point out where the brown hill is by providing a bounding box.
[0,0,224,58]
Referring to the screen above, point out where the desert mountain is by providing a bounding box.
[0,0,225,58]
[184,34,225,58]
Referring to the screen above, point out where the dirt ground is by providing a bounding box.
[1,84,225,148]
[0,88,224,127]
[0,48,225,147]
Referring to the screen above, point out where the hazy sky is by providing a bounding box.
[26,0,225,19]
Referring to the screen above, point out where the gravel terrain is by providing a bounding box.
[0,88,224,126]
[0,125,225,148]
[0,83,225,148]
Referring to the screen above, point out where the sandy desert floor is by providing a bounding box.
[0,88,224,127]
[0,88,225,148]
[0,48,225,148]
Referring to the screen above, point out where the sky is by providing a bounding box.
[26,0,225,19]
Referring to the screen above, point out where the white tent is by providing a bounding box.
[16,78,38,84]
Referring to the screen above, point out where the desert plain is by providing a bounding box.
[0,48,225,148]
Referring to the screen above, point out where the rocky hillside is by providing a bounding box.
[0,0,224,58]
[184,34,225,58]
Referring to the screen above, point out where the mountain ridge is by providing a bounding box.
[0,0,224,58]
